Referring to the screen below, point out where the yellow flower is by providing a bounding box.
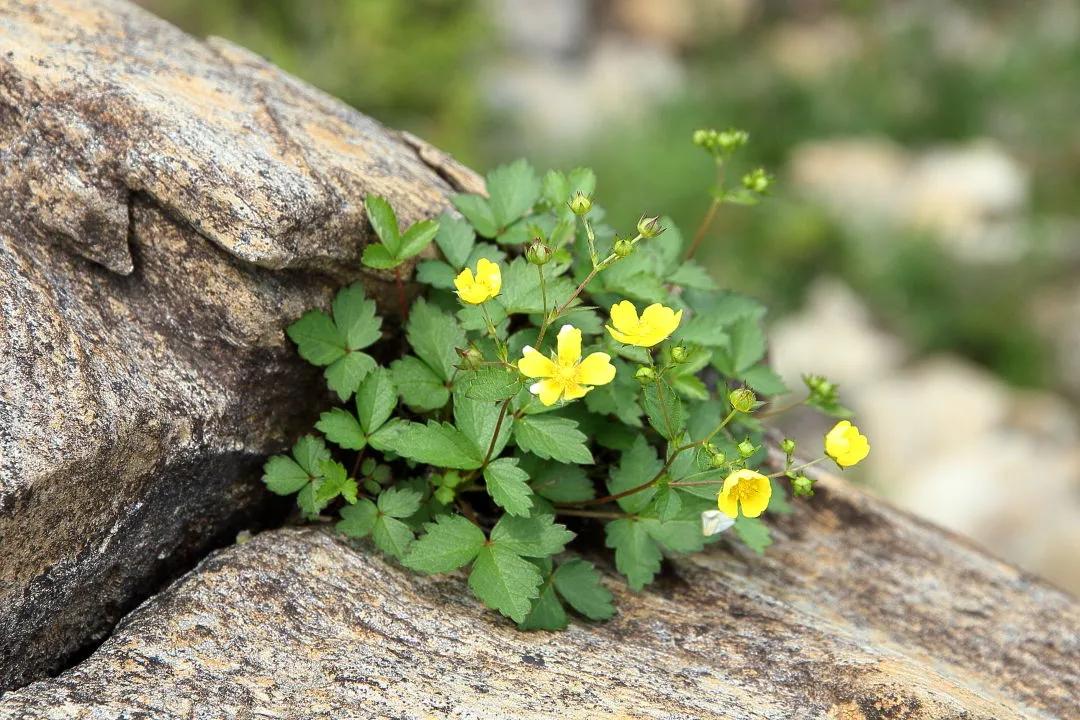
[717,468,772,519]
[606,301,682,347]
[824,420,870,467]
[454,258,501,304]
[518,325,616,406]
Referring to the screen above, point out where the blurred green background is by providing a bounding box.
[137,0,1080,593]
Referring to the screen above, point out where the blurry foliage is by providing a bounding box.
[540,4,1077,388]
[138,0,489,163]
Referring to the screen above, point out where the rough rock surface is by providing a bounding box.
[0,0,479,689]
[1,470,1077,719]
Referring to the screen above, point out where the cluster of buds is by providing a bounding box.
[741,168,774,195]
[693,127,749,158]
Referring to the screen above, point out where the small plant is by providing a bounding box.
[263,130,868,629]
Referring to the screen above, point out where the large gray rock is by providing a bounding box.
[1,470,1076,718]
[0,0,479,690]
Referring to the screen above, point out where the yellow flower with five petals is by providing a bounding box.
[824,420,870,467]
[606,301,682,347]
[717,468,772,519]
[454,258,501,305]
[518,325,616,406]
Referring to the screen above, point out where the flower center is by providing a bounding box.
[556,363,579,383]
[731,480,759,502]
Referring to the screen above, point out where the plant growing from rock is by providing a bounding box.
[263,130,867,629]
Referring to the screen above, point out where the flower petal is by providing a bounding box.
[577,352,616,387]
[477,258,501,297]
[717,473,741,518]
[453,267,475,295]
[557,325,582,366]
[605,324,633,345]
[608,301,639,334]
[740,476,772,518]
[518,346,556,378]
[530,379,563,406]
[562,382,590,401]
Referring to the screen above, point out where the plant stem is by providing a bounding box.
[767,456,829,478]
[394,265,408,320]
[685,162,725,260]
[556,508,632,519]
[481,398,512,467]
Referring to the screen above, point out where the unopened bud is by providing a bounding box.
[613,237,634,258]
[780,437,796,455]
[525,240,553,266]
[729,388,757,413]
[791,474,815,497]
[737,439,757,458]
[741,168,773,195]
[636,214,665,239]
[635,366,656,385]
[710,451,728,468]
[716,128,749,154]
[692,128,711,147]
[568,193,593,216]
[670,346,688,363]
[458,347,484,371]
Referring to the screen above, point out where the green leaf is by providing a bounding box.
[525,461,595,503]
[292,435,331,477]
[416,259,458,289]
[435,214,476,269]
[642,518,704,553]
[675,316,729,347]
[668,260,718,290]
[608,436,662,514]
[262,455,309,495]
[403,514,486,574]
[383,421,483,470]
[406,298,466,382]
[398,219,439,260]
[455,394,513,459]
[604,518,663,591]
[297,482,329,518]
[460,367,522,402]
[714,317,767,376]
[469,545,543,623]
[373,515,415,558]
[541,170,570,208]
[364,194,400,254]
[584,362,643,427]
[286,310,345,366]
[490,514,574,557]
[337,498,378,537]
[497,258,576,315]
[315,407,366,451]
[483,458,534,517]
[734,516,772,554]
[391,355,450,411]
[486,159,541,229]
[647,484,682,522]
[361,243,400,270]
[324,351,377,402]
[641,378,685,441]
[767,478,794,514]
[685,291,766,325]
[740,365,790,396]
[452,194,498,238]
[356,367,397,434]
[332,283,382,351]
[518,582,568,631]
[667,371,709,401]
[377,487,423,518]
[552,558,614,620]
[514,415,593,464]
[315,459,357,505]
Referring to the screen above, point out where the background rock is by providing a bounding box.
[0,0,478,690]
[1,477,1076,718]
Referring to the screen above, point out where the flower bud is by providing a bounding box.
[613,237,634,257]
[737,439,757,458]
[525,239,553,266]
[716,128,749,154]
[457,347,484,371]
[710,451,728,468]
[791,474,815,498]
[780,437,796,455]
[728,388,757,413]
[692,129,711,147]
[637,214,665,239]
[568,193,593,216]
[634,366,656,385]
[741,168,773,195]
[670,346,688,363]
